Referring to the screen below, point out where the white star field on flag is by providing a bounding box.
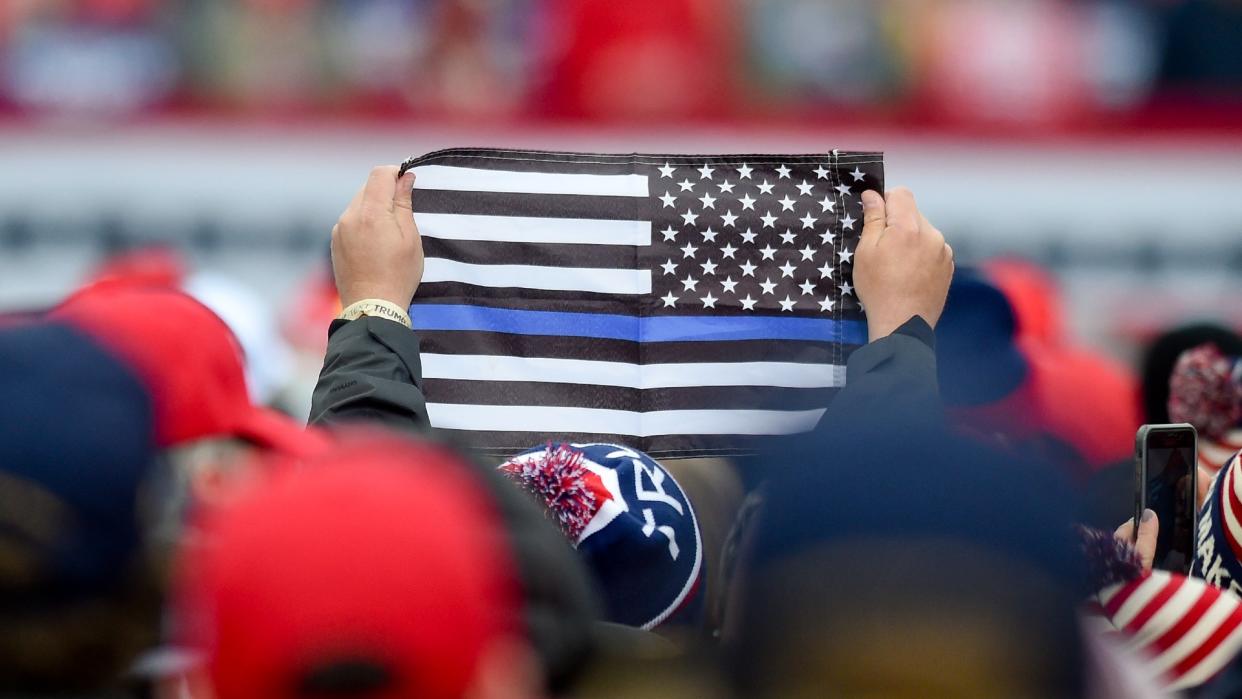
[646,160,878,315]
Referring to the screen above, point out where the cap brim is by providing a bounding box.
[233,407,332,459]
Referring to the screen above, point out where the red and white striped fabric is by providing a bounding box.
[1211,452,1242,575]
[1090,570,1242,690]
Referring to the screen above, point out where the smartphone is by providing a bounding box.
[1134,424,1198,573]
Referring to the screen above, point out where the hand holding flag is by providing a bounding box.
[854,188,954,342]
[331,165,425,309]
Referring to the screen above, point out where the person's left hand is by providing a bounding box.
[1115,508,1159,575]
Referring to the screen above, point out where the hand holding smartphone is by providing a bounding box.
[1134,424,1198,573]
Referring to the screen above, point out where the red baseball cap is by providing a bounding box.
[177,437,521,699]
[52,283,327,458]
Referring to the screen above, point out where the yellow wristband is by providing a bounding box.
[337,299,412,328]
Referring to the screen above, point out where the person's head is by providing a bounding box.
[52,283,321,456]
[1141,323,1242,425]
[1168,343,1242,442]
[51,283,328,554]
[0,322,162,694]
[176,433,540,699]
[733,418,1086,699]
[935,268,1028,408]
[498,443,704,633]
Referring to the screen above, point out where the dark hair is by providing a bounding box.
[0,560,161,694]
[296,658,396,696]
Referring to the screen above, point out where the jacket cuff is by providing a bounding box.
[893,315,936,350]
[327,318,351,337]
[846,318,936,380]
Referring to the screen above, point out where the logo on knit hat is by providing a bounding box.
[500,443,703,629]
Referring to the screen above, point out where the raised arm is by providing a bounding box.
[820,187,954,426]
[309,166,429,432]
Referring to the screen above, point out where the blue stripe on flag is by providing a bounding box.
[409,304,868,344]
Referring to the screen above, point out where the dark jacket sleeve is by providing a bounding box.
[307,316,598,690]
[820,316,942,430]
[308,317,430,432]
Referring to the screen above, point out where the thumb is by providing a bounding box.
[1136,509,1159,574]
[393,172,416,237]
[860,190,886,246]
[392,171,415,212]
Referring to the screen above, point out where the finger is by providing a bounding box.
[860,190,886,246]
[884,187,919,235]
[393,173,418,238]
[1136,509,1159,573]
[363,165,401,211]
[392,172,415,212]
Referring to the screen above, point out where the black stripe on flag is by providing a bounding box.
[422,379,838,413]
[418,330,844,366]
[421,238,636,270]
[414,285,636,312]
[412,189,654,221]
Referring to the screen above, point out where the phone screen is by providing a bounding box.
[1145,427,1197,572]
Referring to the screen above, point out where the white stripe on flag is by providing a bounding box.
[423,258,652,295]
[415,213,651,246]
[422,354,844,389]
[426,403,826,437]
[412,165,649,197]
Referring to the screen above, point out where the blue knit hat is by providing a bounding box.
[500,443,703,630]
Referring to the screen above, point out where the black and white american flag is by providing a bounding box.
[398,148,880,459]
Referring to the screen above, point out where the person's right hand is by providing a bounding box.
[853,188,954,343]
[330,165,424,309]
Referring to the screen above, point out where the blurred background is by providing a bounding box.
[1,0,1240,414]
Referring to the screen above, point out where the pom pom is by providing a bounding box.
[1077,525,1143,592]
[500,443,598,543]
[1169,343,1242,441]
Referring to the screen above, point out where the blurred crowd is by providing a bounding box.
[6,163,1242,698]
[1,0,1241,125]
